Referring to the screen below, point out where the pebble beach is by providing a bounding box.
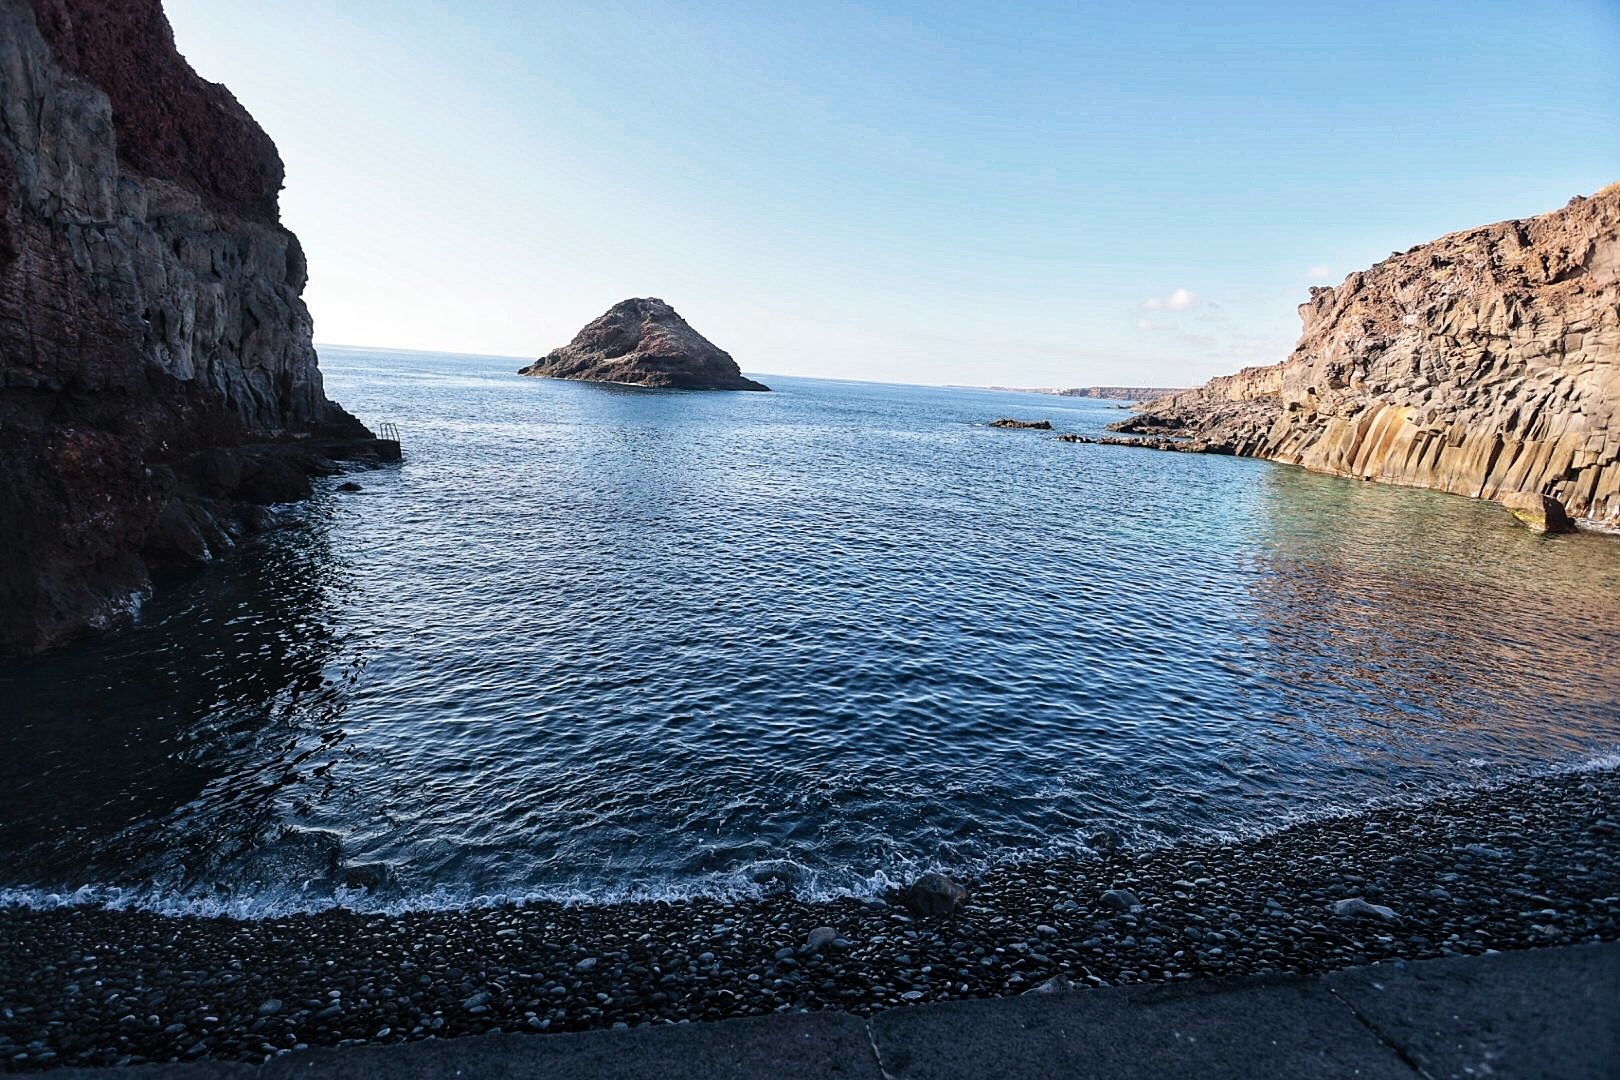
[4,766,1616,1071]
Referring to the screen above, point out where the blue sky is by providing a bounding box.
[164,1,1620,387]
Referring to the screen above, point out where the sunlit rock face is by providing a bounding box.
[1115,185,1620,525]
[521,298,770,392]
[0,0,371,655]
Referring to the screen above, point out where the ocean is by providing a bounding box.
[3,346,1617,917]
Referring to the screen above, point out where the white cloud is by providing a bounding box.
[1143,287,1196,311]
[1134,293,1286,363]
[1226,337,1278,359]
[1306,264,1332,281]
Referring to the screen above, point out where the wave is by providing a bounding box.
[0,863,913,921]
[4,749,1614,921]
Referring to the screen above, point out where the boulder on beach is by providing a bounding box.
[1024,972,1077,995]
[1100,888,1140,911]
[905,873,968,917]
[519,298,769,391]
[989,418,1053,430]
[803,926,837,953]
[1330,896,1401,923]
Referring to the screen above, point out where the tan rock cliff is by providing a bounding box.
[1115,186,1620,525]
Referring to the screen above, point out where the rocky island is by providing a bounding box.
[1109,185,1619,526]
[0,0,392,656]
[520,297,769,391]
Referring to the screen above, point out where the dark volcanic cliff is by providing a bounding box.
[0,0,389,656]
[1115,186,1620,525]
[521,298,769,391]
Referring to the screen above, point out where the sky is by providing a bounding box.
[163,1,1620,388]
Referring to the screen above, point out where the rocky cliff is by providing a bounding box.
[0,0,390,656]
[521,298,769,391]
[1115,186,1620,525]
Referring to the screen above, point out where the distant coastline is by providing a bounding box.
[985,386,1185,401]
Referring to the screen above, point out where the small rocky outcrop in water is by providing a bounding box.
[989,418,1053,430]
[1500,491,1575,534]
[0,0,391,656]
[1110,185,1620,526]
[520,298,768,391]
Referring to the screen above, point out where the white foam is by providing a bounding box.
[4,748,1613,921]
[0,865,908,920]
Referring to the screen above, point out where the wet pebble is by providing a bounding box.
[0,770,1614,1069]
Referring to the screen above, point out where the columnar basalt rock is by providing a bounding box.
[1113,186,1620,526]
[0,0,387,655]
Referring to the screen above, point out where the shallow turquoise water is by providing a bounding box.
[2,347,1617,914]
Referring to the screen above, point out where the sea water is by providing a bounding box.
[2,346,1617,916]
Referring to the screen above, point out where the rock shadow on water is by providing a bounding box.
[0,510,368,903]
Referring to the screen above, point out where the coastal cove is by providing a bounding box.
[4,0,1619,1073]
[2,349,1617,918]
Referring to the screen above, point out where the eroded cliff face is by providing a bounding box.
[1118,187,1620,525]
[0,0,383,655]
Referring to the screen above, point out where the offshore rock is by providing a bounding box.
[0,0,388,656]
[989,418,1052,430]
[520,298,769,391]
[1113,185,1620,525]
[1058,433,1211,453]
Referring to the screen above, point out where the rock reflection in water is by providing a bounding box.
[0,503,363,896]
[1244,466,1620,770]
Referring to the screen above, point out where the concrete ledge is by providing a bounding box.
[42,943,1619,1079]
[869,972,1412,1079]
[1325,942,1620,1080]
[259,1010,878,1080]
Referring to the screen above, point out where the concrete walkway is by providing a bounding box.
[51,943,1619,1079]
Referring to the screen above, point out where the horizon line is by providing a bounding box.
[314,342,1198,395]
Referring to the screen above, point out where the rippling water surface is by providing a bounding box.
[3,347,1618,914]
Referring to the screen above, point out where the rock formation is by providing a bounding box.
[1112,186,1620,525]
[903,873,967,918]
[0,0,392,656]
[520,298,769,391]
[1500,491,1574,534]
[989,418,1052,430]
